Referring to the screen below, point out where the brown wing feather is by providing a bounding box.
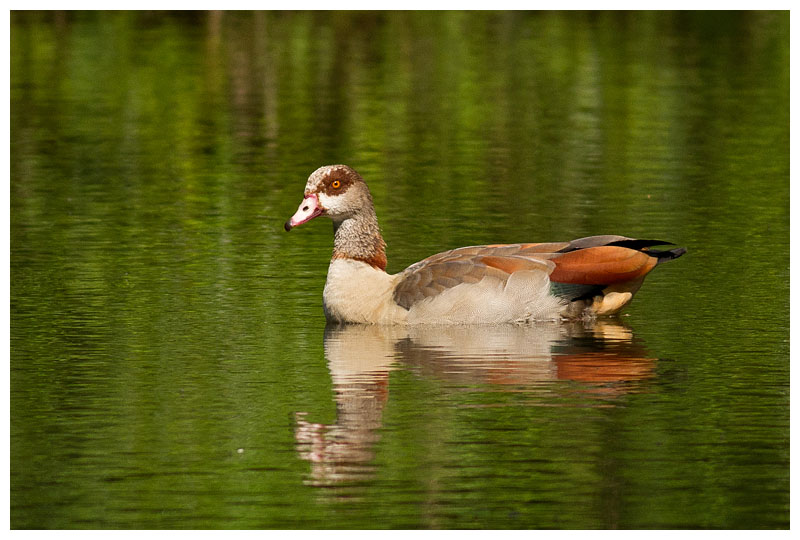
[479,255,552,274]
[393,245,556,310]
[549,246,658,285]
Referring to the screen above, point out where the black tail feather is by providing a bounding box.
[607,238,675,250]
[553,235,686,264]
[651,247,687,263]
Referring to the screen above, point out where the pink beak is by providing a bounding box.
[284,193,323,231]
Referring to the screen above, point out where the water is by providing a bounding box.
[10,11,789,529]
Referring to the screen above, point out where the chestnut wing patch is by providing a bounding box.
[549,246,659,285]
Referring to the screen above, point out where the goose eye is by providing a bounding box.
[331,180,341,189]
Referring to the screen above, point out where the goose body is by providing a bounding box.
[285,165,685,324]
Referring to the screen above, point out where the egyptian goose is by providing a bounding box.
[284,165,685,324]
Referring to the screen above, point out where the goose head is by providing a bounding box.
[284,165,374,231]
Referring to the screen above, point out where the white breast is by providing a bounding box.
[323,259,408,324]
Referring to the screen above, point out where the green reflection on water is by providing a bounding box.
[11,11,788,529]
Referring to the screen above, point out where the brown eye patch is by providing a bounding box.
[319,167,357,196]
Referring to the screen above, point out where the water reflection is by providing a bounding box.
[295,320,656,487]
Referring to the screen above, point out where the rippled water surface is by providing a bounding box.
[11,11,789,529]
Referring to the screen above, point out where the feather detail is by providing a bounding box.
[393,245,556,310]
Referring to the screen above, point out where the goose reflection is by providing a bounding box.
[294,321,656,487]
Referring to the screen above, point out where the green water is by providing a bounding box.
[11,11,789,529]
